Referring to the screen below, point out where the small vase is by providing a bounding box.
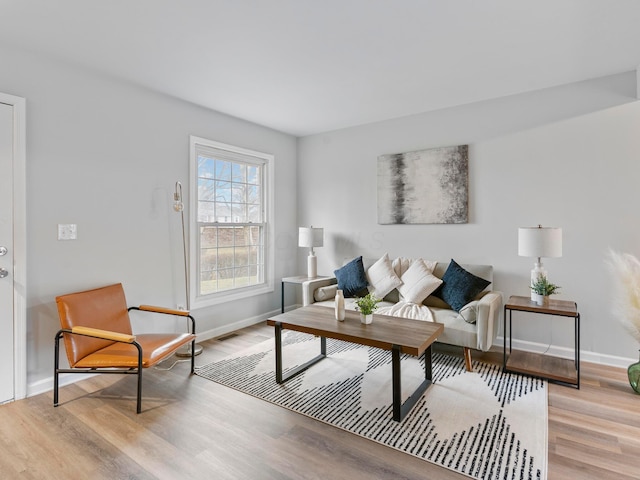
[360,313,373,325]
[628,350,640,394]
[531,293,548,306]
[335,289,345,321]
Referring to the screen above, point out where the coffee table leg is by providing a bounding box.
[392,344,433,422]
[274,321,326,384]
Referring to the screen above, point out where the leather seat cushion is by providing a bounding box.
[73,333,195,368]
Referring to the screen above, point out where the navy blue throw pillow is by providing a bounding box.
[435,259,491,312]
[334,256,369,298]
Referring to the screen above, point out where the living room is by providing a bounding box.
[1,1,639,479]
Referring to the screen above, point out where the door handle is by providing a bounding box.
[0,268,7,278]
[0,246,6,256]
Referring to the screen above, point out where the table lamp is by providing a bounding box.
[299,226,323,278]
[518,225,562,301]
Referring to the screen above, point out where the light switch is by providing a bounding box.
[58,224,77,240]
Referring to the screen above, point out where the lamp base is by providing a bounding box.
[307,253,317,278]
[530,262,547,302]
[175,343,203,357]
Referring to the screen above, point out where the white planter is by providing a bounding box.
[531,293,549,306]
[360,313,373,324]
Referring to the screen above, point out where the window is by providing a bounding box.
[190,136,274,307]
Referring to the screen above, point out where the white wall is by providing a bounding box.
[2,41,637,394]
[0,45,298,392]
[297,72,640,365]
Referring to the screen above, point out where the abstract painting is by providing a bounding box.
[377,145,468,224]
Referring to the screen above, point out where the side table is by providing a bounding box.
[281,275,331,313]
[503,295,580,388]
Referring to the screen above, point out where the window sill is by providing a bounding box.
[191,282,274,309]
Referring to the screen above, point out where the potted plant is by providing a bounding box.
[530,274,561,306]
[354,292,381,324]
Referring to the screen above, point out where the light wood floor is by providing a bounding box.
[1,323,638,479]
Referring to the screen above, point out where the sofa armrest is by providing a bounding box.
[302,277,338,306]
[474,291,503,351]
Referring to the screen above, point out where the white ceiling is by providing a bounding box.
[2,0,640,136]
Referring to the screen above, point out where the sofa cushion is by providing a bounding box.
[334,256,369,297]
[434,259,491,311]
[366,253,403,299]
[397,259,443,304]
[431,307,479,349]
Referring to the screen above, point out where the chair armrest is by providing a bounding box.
[128,305,196,335]
[70,326,136,343]
[302,277,338,306]
[474,291,503,351]
[137,305,191,316]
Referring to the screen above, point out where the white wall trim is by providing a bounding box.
[196,309,277,342]
[28,317,638,397]
[0,92,27,401]
[496,336,636,370]
[27,310,275,398]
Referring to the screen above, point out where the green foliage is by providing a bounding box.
[354,292,381,315]
[530,275,561,296]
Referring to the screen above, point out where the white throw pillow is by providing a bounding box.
[459,300,478,323]
[392,256,437,278]
[366,253,403,299]
[314,284,338,302]
[397,258,443,304]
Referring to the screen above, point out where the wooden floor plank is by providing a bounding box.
[1,322,638,479]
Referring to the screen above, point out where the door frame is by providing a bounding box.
[0,92,26,401]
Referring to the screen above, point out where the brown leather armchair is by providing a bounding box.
[54,283,197,413]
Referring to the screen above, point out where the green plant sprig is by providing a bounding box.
[530,275,561,296]
[354,292,381,315]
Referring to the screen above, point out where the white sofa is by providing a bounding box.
[301,258,503,371]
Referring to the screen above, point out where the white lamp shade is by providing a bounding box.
[298,227,324,248]
[518,226,562,258]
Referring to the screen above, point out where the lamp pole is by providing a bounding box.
[174,181,203,357]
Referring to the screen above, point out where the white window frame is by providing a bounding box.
[189,136,274,308]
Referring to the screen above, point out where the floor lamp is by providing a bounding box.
[173,181,203,357]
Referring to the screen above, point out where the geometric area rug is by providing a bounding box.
[196,331,548,480]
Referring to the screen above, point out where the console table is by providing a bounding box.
[503,295,580,388]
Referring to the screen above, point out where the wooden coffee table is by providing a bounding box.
[266,305,444,422]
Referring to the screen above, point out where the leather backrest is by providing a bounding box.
[56,283,133,366]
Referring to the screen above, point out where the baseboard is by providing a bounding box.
[26,306,298,399]
[27,312,634,398]
[195,307,287,342]
[28,372,98,398]
[495,336,636,369]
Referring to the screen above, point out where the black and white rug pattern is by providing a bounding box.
[196,332,547,480]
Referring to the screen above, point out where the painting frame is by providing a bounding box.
[377,145,468,225]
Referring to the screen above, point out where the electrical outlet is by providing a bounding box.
[58,224,77,240]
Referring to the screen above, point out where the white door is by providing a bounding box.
[0,102,14,403]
